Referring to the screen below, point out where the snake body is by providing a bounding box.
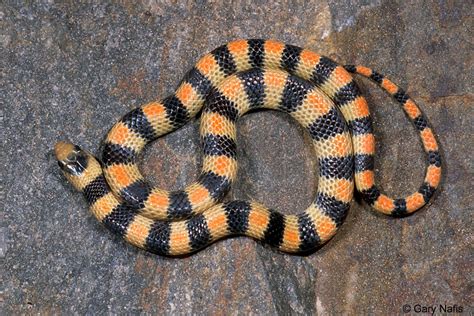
[55,39,441,255]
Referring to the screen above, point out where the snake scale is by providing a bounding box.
[55,39,441,255]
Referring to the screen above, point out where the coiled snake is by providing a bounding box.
[55,39,441,255]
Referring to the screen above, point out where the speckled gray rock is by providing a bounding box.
[2,1,472,314]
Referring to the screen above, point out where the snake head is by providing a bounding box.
[54,141,89,176]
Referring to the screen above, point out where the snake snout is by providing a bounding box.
[54,141,76,161]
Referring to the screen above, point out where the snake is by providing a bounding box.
[54,39,441,256]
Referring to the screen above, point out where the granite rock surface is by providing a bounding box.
[2,1,472,314]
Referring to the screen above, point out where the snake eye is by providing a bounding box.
[66,153,77,162]
[73,145,83,153]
